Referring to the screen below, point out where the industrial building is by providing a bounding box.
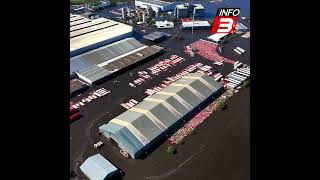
[80,154,118,180]
[70,14,133,57]
[99,73,223,159]
[70,38,164,84]
[174,3,205,19]
[181,21,211,29]
[135,0,176,13]
[70,38,146,78]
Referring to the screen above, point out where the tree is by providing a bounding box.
[216,100,226,110]
[177,140,185,145]
[166,146,177,155]
[242,80,250,88]
[148,19,155,26]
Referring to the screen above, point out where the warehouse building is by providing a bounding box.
[80,154,119,180]
[71,38,164,84]
[135,0,176,13]
[70,14,133,57]
[70,38,146,77]
[174,3,205,19]
[99,73,223,159]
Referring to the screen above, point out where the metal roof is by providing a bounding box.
[76,65,111,84]
[73,44,163,84]
[143,31,171,41]
[70,38,145,75]
[80,154,118,180]
[70,14,133,56]
[99,73,222,158]
[135,0,172,6]
[101,45,164,72]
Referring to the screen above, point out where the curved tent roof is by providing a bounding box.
[99,73,222,158]
[80,154,118,180]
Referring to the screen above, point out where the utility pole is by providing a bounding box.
[191,7,195,44]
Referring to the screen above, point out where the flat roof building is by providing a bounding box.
[99,73,223,159]
[135,0,176,13]
[175,3,205,19]
[71,38,164,84]
[70,14,133,57]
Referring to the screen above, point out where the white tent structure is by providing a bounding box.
[80,154,118,180]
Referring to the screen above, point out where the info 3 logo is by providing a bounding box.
[211,8,240,34]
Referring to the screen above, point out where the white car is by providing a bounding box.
[129,83,136,87]
[94,141,104,149]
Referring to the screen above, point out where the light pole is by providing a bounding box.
[192,8,195,35]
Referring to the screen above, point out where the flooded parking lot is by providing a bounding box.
[70,0,250,179]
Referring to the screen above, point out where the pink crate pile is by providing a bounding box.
[70,88,110,109]
[168,88,239,145]
[185,39,236,65]
[129,55,185,88]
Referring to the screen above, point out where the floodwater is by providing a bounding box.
[71,0,250,179]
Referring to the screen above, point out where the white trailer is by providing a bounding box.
[228,74,244,82]
[230,73,247,81]
[225,78,241,85]
[237,68,250,75]
[236,47,246,53]
[229,74,246,82]
[227,82,237,88]
[235,70,250,77]
[234,48,242,55]
[237,68,250,73]
[240,67,250,72]
[214,74,223,81]
[233,62,243,69]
